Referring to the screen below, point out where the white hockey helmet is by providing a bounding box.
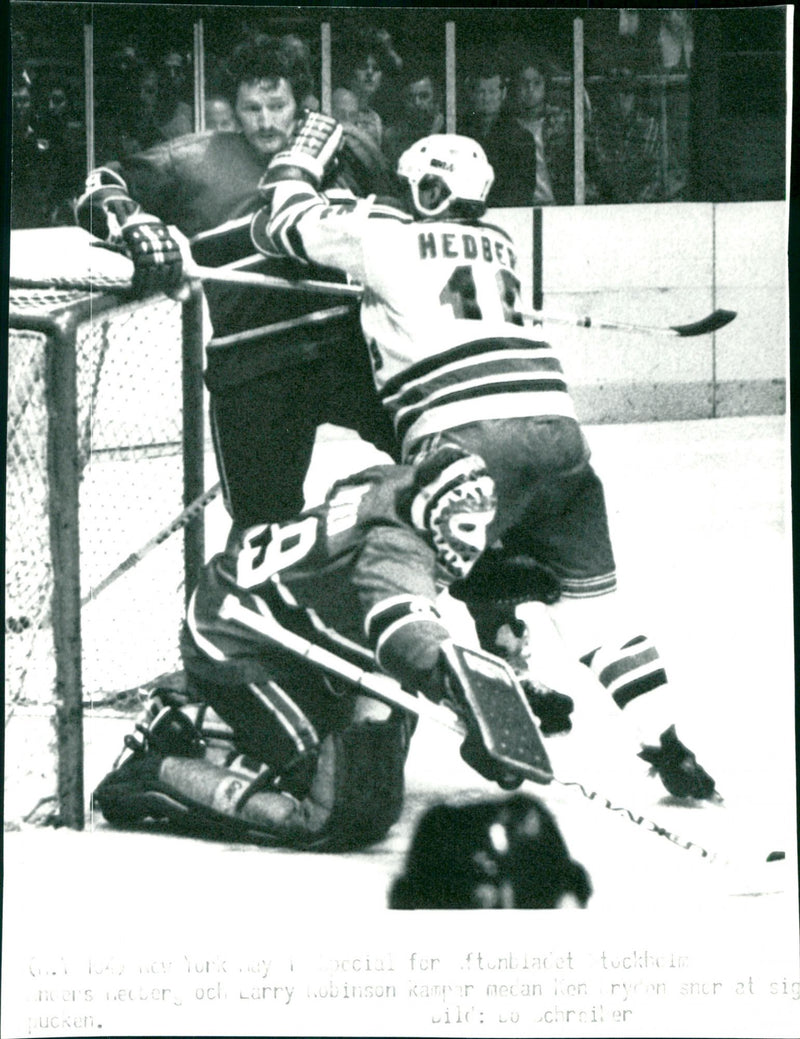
[397,134,495,217]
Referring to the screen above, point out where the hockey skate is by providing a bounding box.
[638,725,720,801]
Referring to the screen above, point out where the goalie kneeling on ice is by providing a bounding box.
[389,794,592,909]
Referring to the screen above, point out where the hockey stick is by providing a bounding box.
[523,307,737,338]
[190,264,362,299]
[7,485,223,640]
[12,258,736,339]
[209,304,354,347]
[217,593,737,865]
[191,267,737,338]
[216,594,470,735]
[82,483,222,606]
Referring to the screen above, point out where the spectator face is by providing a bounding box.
[472,75,506,119]
[235,78,297,156]
[405,77,438,124]
[610,68,637,117]
[662,10,690,34]
[282,34,310,62]
[162,51,187,90]
[48,88,68,117]
[205,97,237,132]
[619,9,640,36]
[139,70,159,112]
[352,54,383,103]
[331,87,360,125]
[12,85,32,124]
[516,66,546,118]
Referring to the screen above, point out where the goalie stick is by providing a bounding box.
[216,594,553,786]
[212,594,783,869]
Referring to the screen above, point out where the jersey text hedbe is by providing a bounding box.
[263,182,578,452]
[417,230,517,270]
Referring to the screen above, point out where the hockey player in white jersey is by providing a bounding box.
[249,117,718,801]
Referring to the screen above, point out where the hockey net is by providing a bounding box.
[6,229,208,828]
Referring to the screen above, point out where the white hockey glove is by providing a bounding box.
[120,213,184,299]
[260,111,344,191]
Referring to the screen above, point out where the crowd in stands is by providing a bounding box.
[11,62,86,228]
[11,14,698,230]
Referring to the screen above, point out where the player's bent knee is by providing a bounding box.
[95,710,412,851]
[318,712,412,851]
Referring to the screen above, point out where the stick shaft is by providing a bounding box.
[523,307,737,337]
[191,267,734,338]
[82,484,221,605]
[218,594,461,732]
[11,263,734,339]
[192,264,362,299]
[217,594,724,863]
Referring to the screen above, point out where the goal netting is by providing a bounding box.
[6,228,208,828]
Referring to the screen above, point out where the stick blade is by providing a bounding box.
[671,309,737,337]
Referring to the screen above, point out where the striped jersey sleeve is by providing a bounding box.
[265,180,412,282]
[263,177,577,453]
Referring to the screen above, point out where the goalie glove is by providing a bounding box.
[434,642,553,789]
[259,111,343,192]
[120,213,184,299]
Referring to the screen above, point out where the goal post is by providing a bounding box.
[6,266,208,830]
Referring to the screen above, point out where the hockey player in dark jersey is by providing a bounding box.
[93,447,553,849]
[76,35,397,529]
[248,119,719,802]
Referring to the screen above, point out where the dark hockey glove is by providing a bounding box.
[259,111,343,192]
[121,214,184,299]
[76,167,140,243]
[520,680,574,736]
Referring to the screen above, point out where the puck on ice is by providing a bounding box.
[766,851,785,862]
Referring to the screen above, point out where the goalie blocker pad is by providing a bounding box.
[441,641,552,785]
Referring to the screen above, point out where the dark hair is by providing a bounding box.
[223,35,312,107]
[389,795,592,909]
[338,26,403,83]
[400,57,442,94]
[512,51,554,83]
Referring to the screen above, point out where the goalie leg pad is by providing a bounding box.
[93,711,411,850]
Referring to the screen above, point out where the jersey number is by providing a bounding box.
[439,266,524,326]
[236,517,318,589]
